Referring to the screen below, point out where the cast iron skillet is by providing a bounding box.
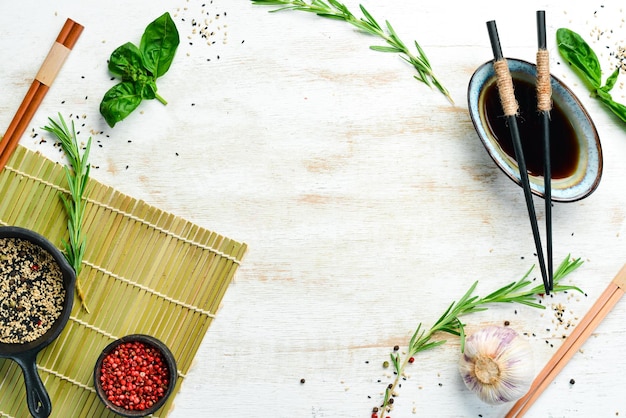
[0,226,76,418]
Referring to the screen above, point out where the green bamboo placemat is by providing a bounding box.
[0,145,247,417]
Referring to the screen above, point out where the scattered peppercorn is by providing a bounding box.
[393,345,399,351]
[408,357,415,364]
[382,361,389,368]
[300,378,305,384]
[570,378,575,385]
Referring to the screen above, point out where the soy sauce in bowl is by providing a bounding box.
[482,76,580,179]
[468,57,602,202]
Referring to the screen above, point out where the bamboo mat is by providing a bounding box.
[0,145,247,417]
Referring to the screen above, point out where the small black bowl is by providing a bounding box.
[94,334,177,417]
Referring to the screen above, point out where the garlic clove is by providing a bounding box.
[459,325,534,405]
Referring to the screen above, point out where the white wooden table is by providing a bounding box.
[1,1,626,417]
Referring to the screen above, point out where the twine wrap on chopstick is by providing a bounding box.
[536,49,552,112]
[35,42,71,86]
[493,59,519,116]
[0,18,83,173]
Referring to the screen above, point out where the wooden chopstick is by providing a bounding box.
[536,10,554,290]
[506,263,626,417]
[0,18,83,172]
[486,20,551,294]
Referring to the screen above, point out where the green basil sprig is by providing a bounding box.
[100,12,180,127]
[557,27,626,123]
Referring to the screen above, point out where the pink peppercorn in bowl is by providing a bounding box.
[93,334,177,417]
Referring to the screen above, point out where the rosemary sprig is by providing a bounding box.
[252,0,453,103]
[377,255,583,416]
[42,113,91,313]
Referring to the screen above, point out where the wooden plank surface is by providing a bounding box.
[1,1,626,417]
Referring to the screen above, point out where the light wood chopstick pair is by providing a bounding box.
[506,263,626,417]
[0,18,83,172]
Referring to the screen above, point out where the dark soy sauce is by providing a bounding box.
[483,76,580,179]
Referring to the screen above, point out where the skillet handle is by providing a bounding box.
[15,351,52,418]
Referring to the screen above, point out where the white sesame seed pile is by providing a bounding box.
[0,238,65,344]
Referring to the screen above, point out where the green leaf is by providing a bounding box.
[602,67,620,93]
[99,82,143,127]
[597,92,626,123]
[136,75,158,100]
[108,42,146,82]
[359,4,381,31]
[556,28,602,89]
[370,45,403,53]
[140,12,180,77]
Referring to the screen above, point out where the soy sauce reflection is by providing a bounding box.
[483,77,580,179]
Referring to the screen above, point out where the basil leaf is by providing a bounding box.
[136,75,157,100]
[100,82,143,127]
[140,12,180,77]
[596,90,626,123]
[108,42,146,82]
[556,28,602,89]
[601,67,620,93]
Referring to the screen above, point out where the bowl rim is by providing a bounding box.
[467,57,603,203]
[93,334,177,417]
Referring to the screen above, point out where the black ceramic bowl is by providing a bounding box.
[0,226,76,418]
[94,334,177,417]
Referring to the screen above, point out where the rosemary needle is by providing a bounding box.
[378,255,583,415]
[252,0,453,103]
[42,113,91,313]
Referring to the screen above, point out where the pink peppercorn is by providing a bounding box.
[99,341,170,411]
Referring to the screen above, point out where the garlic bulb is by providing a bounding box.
[458,325,534,405]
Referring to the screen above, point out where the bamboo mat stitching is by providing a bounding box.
[0,149,241,416]
[1,214,218,317]
[81,260,217,318]
[35,353,186,393]
[68,316,119,340]
[4,164,242,265]
[37,365,95,394]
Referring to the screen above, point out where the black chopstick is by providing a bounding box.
[536,10,553,290]
[486,20,551,294]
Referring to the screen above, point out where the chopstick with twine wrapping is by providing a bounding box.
[0,18,83,172]
[486,20,551,294]
[536,10,554,290]
[506,264,626,417]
